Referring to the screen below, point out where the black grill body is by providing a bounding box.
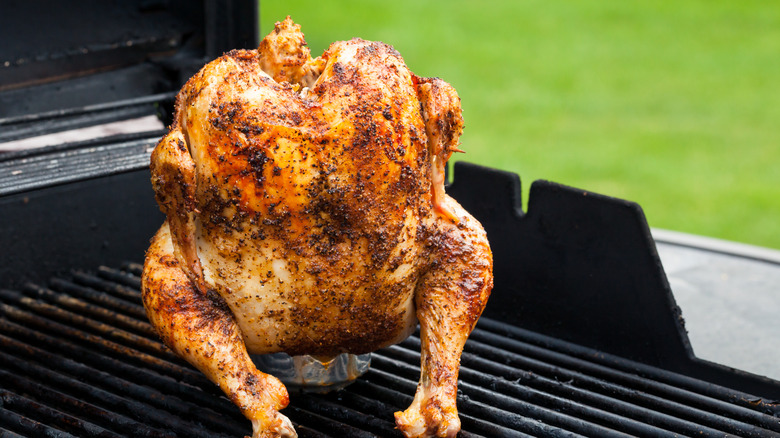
[2,156,780,437]
[1,2,779,437]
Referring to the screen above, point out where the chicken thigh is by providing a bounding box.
[141,18,493,438]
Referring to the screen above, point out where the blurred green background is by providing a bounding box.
[259,1,780,249]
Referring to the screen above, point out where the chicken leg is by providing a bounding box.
[142,224,296,438]
[396,196,493,438]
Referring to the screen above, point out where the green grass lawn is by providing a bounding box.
[260,1,780,250]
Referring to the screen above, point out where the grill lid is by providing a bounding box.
[0,0,257,145]
[1,263,779,437]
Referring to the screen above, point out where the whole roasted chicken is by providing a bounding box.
[141,17,492,438]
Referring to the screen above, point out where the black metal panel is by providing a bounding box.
[448,161,687,366]
[0,0,257,94]
[447,161,780,400]
[0,169,163,288]
[1,1,200,101]
[0,0,257,141]
[204,0,259,59]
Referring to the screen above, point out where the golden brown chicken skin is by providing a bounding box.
[142,17,493,438]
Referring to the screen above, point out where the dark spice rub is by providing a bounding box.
[142,17,492,438]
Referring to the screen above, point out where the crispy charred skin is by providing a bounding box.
[142,224,295,437]
[395,197,493,437]
[141,17,493,438]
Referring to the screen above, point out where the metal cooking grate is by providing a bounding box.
[1,264,779,437]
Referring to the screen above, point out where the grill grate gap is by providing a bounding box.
[0,369,164,438]
[0,388,118,438]
[0,397,79,438]
[469,322,780,436]
[361,365,561,437]
[0,291,203,385]
[293,426,334,438]
[72,270,143,304]
[428,336,772,437]
[96,266,143,290]
[47,277,150,323]
[13,285,169,358]
[0,332,246,436]
[283,406,377,438]
[0,426,28,438]
[477,319,780,421]
[384,343,678,438]
[122,262,145,278]
[0,348,229,438]
[371,351,633,438]
[0,315,232,417]
[2,264,780,437]
[293,395,400,437]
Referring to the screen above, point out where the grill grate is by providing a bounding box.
[1,264,779,437]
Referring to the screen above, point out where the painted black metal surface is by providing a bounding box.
[448,162,688,367]
[0,0,257,141]
[448,161,780,401]
[0,163,164,289]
